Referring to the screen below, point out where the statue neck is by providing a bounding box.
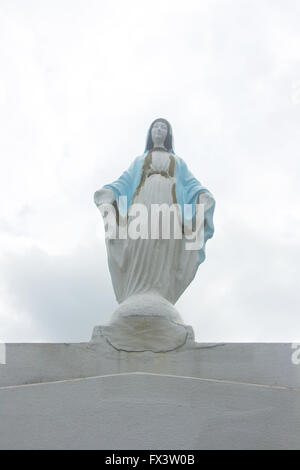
[152,146,168,152]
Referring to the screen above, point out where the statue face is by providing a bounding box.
[151,121,168,148]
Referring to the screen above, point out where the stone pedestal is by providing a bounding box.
[91,320,195,353]
[94,293,193,352]
[0,341,299,449]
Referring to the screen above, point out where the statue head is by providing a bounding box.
[144,118,174,154]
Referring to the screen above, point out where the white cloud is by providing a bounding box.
[0,240,115,342]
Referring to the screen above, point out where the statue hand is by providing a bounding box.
[94,188,115,208]
[198,191,215,211]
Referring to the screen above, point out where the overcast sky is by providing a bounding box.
[0,0,299,343]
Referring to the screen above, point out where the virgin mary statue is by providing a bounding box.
[93,118,215,352]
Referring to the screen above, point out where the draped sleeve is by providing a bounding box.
[100,155,145,217]
[174,156,216,263]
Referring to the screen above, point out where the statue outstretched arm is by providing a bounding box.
[175,156,215,244]
[94,156,143,216]
[198,191,215,211]
[94,187,115,208]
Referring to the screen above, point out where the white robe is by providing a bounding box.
[105,150,201,305]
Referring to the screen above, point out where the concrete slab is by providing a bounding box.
[0,373,299,450]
